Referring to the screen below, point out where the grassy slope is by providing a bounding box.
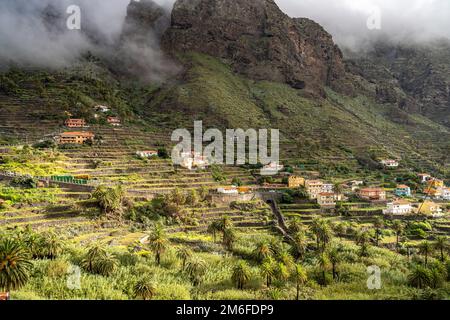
[2,53,448,167]
[142,53,449,175]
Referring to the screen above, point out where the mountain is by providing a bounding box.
[161,0,351,97]
[347,40,450,127]
[0,0,449,177]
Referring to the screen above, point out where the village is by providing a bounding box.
[3,105,449,221]
[1,99,450,301]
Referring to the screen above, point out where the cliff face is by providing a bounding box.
[347,41,450,126]
[161,0,348,96]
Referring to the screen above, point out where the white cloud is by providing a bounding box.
[275,0,450,49]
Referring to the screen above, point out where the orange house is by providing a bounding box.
[427,179,444,189]
[358,188,386,201]
[58,132,95,145]
[65,118,86,128]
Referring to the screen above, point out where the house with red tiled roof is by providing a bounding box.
[107,117,121,126]
[58,132,95,145]
[358,187,386,201]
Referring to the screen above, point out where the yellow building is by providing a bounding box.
[427,179,444,189]
[288,176,305,188]
[418,201,443,217]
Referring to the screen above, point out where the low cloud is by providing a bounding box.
[1,0,448,70]
[276,0,450,51]
[0,0,176,76]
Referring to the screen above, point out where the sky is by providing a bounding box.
[276,0,450,50]
[0,0,449,68]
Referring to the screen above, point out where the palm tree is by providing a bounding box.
[82,244,118,276]
[95,251,118,276]
[355,230,370,246]
[148,225,169,265]
[311,218,323,250]
[288,218,305,234]
[275,262,290,282]
[133,276,156,300]
[232,261,251,290]
[92,185,125,217]
[217,216,233,235]
[276,251,295,270]
[82,244,107,273]
[291,231,308,261]
[223,227,237,251]
[392,220,404,252]
[259,258,275,287]
[408,265,432,289]
[207,221,221,243]
[0,239,33,296]
[434,236,448,262]
[374,217,384,247]
[291,264,307,300]
[311,219,334,252]
[359,243,370,257]
[268,239,283,257]
[320,221,334,252]
[316,252,330,285]
[176,247,193,270]
[327,246,341,280]
[185,257,207,286]
[253,242,272,263]
[419,241,433,267]
[39,231,64,260]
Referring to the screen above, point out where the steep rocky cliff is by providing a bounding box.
[161,0,349,96]
[347,41,450,127]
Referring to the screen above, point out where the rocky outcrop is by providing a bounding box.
[347,41,450,126]
[161,0,348,96]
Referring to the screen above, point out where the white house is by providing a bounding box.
[217,186,239,195]
[261,162,284,176]
[94,105,111,113]
[136,150,158,158]
[380,159,399,168]
[383,200,413,215]
[322,183,334,193]
[349,180,364,191]
[180,152,209,170]
[317,193,343,208]
[436,187,450,201]
[418,173,432,184]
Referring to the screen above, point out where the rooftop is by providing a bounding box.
[60,132,94,136]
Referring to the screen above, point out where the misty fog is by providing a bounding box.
[0,0,449,69]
